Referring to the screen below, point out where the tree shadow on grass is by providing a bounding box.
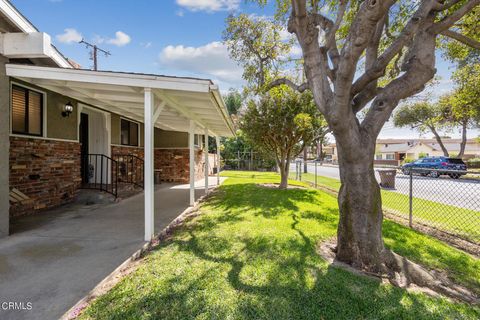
[82,183,479,320]
[207,183,325,219]
[86,219,478,320]
[383,220,480,295]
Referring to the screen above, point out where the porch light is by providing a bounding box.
[62,101,74,117]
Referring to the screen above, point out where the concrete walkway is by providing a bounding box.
[0,177,225,320]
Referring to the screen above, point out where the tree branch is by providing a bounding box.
[361,21,437,137]
[352,0,438,96]
[430,0,480,34]
[441,29,480,49]
[267,78,309,92]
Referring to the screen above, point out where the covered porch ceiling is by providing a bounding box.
[6,64,235,137]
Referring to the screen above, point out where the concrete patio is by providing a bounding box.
[0,177,225,320]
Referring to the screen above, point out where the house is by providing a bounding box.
[0,0,234,241]
[322,138,480,165]
[375,138,480,165]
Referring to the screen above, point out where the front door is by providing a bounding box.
[79,113,89,184]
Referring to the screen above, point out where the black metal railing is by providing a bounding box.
[114,154,144,189]
[81,154,119,197]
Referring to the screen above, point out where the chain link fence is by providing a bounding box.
[223,151,277,172]
[290,161,480,244]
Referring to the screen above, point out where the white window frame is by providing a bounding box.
[9,81,47,138]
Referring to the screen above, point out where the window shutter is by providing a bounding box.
[28,90,42,135]
[12,86,26,133]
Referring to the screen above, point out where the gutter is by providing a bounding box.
[209,85,236,137]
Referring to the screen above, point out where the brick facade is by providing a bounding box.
[111,146,144,185]
[112,146,212,183]
[9,141,214,217]
[9,136,81,217]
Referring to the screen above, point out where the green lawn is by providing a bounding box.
[79,171,479,320]
[297,172,480,243]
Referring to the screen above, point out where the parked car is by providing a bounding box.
[401,156,467,178]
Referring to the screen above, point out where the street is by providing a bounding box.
[292,163,480,211]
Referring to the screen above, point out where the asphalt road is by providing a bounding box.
[292,163,480,211]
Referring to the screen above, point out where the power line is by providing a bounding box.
[79,39,111,71]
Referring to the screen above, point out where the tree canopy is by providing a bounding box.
[241,87,323,188]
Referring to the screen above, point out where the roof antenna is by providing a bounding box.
[79,39,111,71]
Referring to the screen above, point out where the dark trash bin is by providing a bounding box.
[377,169,396,189]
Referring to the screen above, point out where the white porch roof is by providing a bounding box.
[6,64,235,137]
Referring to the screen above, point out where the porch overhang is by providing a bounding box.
[5,64,235,137]
[6,63,233,242]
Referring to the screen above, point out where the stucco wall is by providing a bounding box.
[12,78,79,141]
[154,129,188,148]
[0,56,10,237]
[46,93,78,140]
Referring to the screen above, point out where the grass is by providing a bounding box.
[297,172,480,242]
[79,171,479,320]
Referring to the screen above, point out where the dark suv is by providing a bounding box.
[401,156,467,178]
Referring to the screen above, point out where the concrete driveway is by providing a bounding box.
[0,177,224,320]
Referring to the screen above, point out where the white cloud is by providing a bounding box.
[159,41,243,86]
[176,9,185,17]
[141,42,152,49]
[92,34,105,44]
[176,0,240,12]
[56,28,82,44]
[107,31,131,47]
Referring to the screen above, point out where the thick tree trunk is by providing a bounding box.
[336,146,385,272]
[458,121,468,158]
[277,157,290,189]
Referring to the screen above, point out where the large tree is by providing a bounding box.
[225,0,480,276]
[241,88,321,188]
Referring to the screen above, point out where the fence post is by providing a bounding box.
[299,160,302,181]
[409,170,413,228]
[315,161,317,188]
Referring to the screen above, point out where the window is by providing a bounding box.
[11,85,43,136]
[386,154,395,160]
[375,154,382,160]
[121,119,139,146]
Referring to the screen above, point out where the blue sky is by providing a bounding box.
[11,0,477,139]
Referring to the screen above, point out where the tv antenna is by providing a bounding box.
[79,39,111,71]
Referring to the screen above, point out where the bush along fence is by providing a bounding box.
[290,161,480,245]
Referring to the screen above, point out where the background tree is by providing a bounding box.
[223,88,243,115]
[241,87,321,188]
[393,101,450,156]
[226,0,480,280]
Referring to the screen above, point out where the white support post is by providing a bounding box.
[216,136,220,185]
[189,120,195,206]
[144,88,155,241]
[204,127,209,194]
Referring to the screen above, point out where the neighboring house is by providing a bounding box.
[323,139,480,165]
[0,0,234,240]
[375,138,480,165]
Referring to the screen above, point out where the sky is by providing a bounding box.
[10,0,479,139]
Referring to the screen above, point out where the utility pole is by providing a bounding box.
[79,39,111,71]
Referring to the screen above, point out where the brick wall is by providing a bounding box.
[9,137,81,217]
[111,146,144,185]
[112,146,211,183]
